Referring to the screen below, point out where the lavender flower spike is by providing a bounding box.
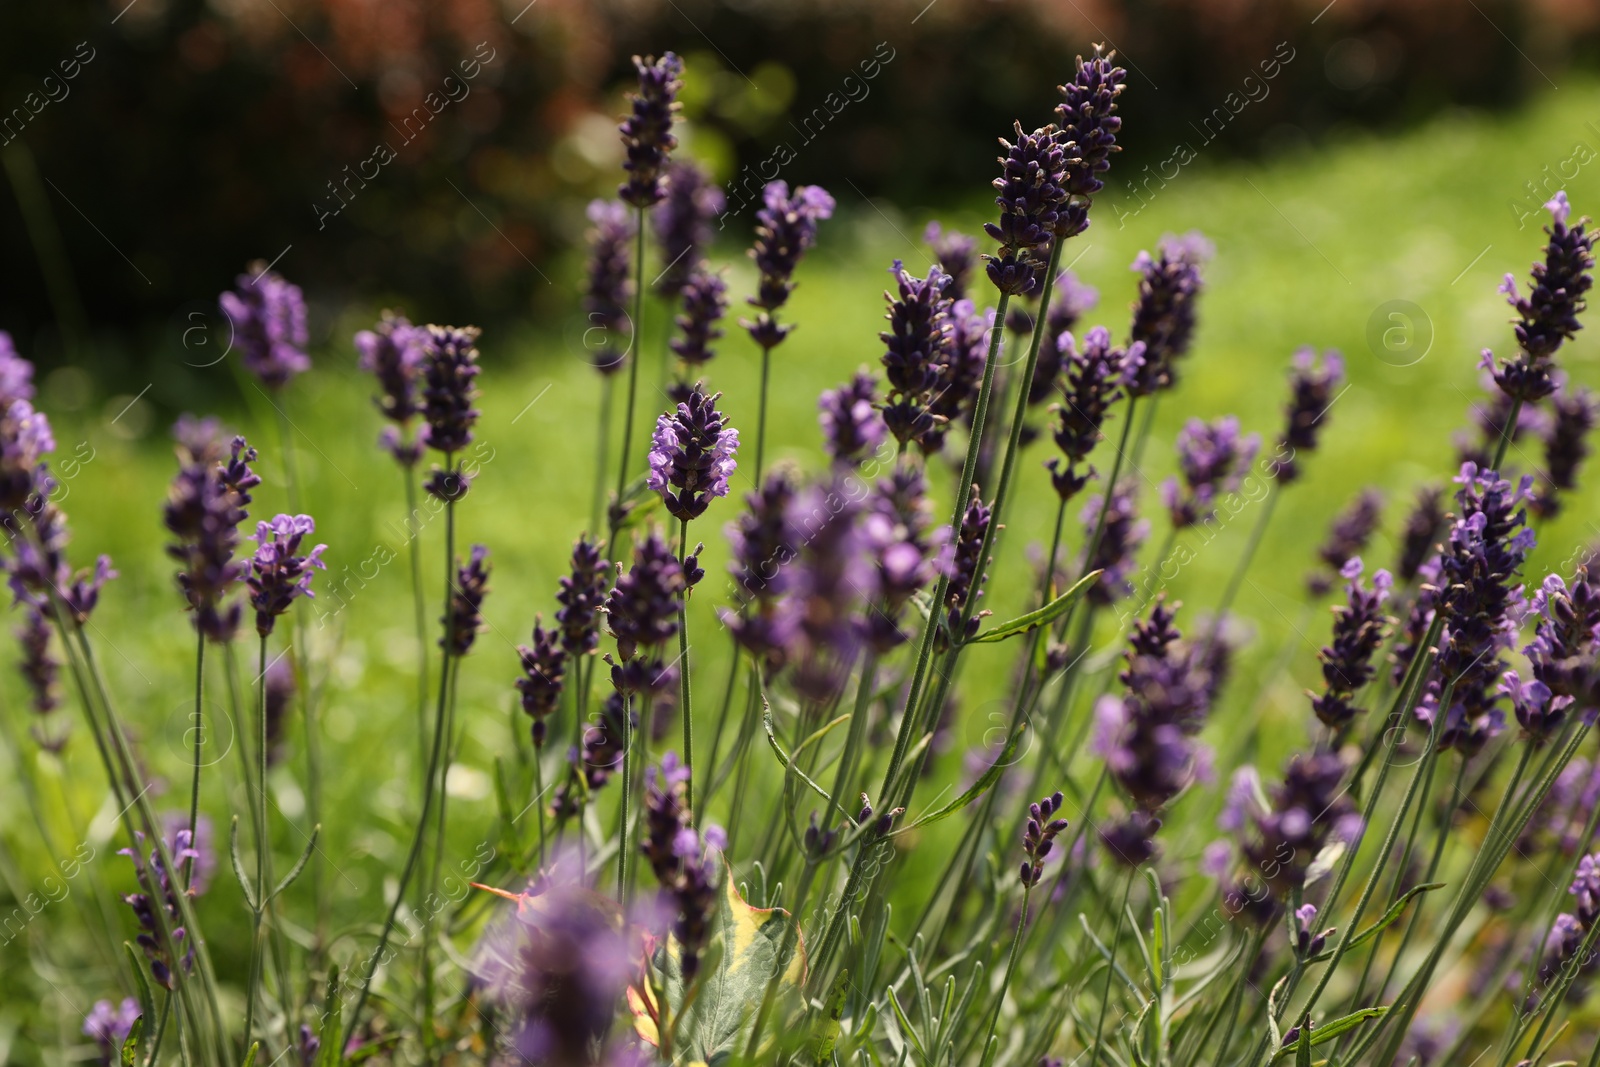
[0,398,55,512]
[584,199,636,375]
[165,418,260,641]
[1126,233,1210,397]
[220,264,310,389]
[1245,751,1359,899]
[1511,572,1600,743]
[647,385,738,522]
[83,999,140,1067]
[819,372,887,468]
[984,123,1069,296]
[1056,44,1128,205]
[618,53,683,209]
[1082,485,1149,607]
[1307,488,1382,597]
[1020,790,1069,887]
[421,324,483,501]
[879,261,953,446]
[669,265,728,369]
[18,604,65,751]
[924,221,978,302]
[0,331,35,406]
[921,300,992,455]
[943,492,994,646]
[517,621,567,748]
[1273,348,1343,485]
[1395,485,1444,585]
[1161,416,1259,529]
[606,531,685,665]
[555,536,612,658]
[1045,326,1140,501]
[1309,559,1393,731]
[744,182,835,350]
[246,514,327,637]
[863,467,941,652]
[1490,191,1594,403]
[721,471,802,669]
[120,830,199,989]
[653,160,724,296]
[1533,385,1595,519]
[355,311,428,466]
[443,545,490,656]
[1030,269,1101,406]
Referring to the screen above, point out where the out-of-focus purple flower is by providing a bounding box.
[263,655,294,768]
[1030,270,1100,406]
[0,399,55,512]
[441,544,490,657]
[17,603,65,751]
[356,312,428,466]
[1533,385,1595,519]
[1573,853,1600,927]
[1217,766,1266,833]
[82,998,140,1067]
[943,492,994,646]
[721,471,802,668]
[1161,416,1259,528]
[0,331,35,406]
[819,372,887,468]
[246,514,326,637]
[160,811,216,896]
[744,182,835,350]
[1045,326,1141,502]
[618,53,682,208]
[921,300,992,456]
[1490,192,1594,403]
[652,160,722,296]
[1514,572,1600,743]
[880,261,954,446]
[1245,751,1358,900]
[790,479,874,699]
[863,467,941,652]
[165,419,260,642]
[1099,810,1162,867]
[584,199,635,376]
[1396,486,1444,586]
[220,265,309,389]
[470,858,640,1065]
[556,536,611,659]
[1273,349,1343,485]
[642,753,720,978]
[517,622,566,748]
[647,386,738,522]
[120,830,198,989]
[1416,464,1535,755]
[1081,485,1149,607]
[985,124,1069,296]
[606,531,684,666]
[1307,488,1383,597]
[669,265,728,369]
[924,221,978,302]
[1056,45,1127,204]
[1021,790,1069,887]
[1126,234,1209,397]
[1310,559,1393,731]
[552,694,629,819]
[1200,839,1235,878]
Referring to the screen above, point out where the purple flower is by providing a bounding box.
[606,531,684,664]
[744,182,835,350]
[442,544,490,657]
[584,199,636,376]
[555,536,612,658]
[819,371,887,468]
[789,479,874,699]
[1310,559,1393,730]
[1533,385,1595,519]
[552,694,629,818]
[1056,44,1127,203]
[517,622,566,748]
[1217,766,1266,833]
[1099,811,1162,868]
[355,312,428,465]
[120,831,198,989]
[1528,912,1590,1012]
[1490,192,1594,403]
[647,385,738,523]
[0,331,35,406]
[1045,326,1140,502]
[863,467,941,652]
[1030,270,1100,406]
[921,300,993,456]
[17,603,64,750]
[419,325,482,458]
[722,471,802,668]
[652,160,723,296]
[879,261,954,446]
[1307,488,1383,597]
[669,264,728,368]
[0,399,55,512]
[1396,486,1444,586]
[165,418,260,641]
[924,221,978,302]
[943,492,994,646]
[1081,485,1149,606]
[1161,416,1258,529]
[246,514,327,637]
[1021,790,1069,887]
[1273,348,1343,484]
[1126,234,1209,397]
[160,811,217,896]
[220,265,309,389]
[984,124,1069,296]
[642,754,719,979]
[82,998,140,1067]
[1245,751,1358,900]
[618,53,683,208]
[1573,852,1600,927]
[1516,572,1600,742]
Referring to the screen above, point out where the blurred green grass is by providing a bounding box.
[10,78,1600,1025]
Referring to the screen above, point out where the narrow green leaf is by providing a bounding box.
[763,706,854,822]
[229,815,257,911]
[268,824,321,903]
[118,1016,143,1067]
[122,943,156,1051]
[893,722,1028,833]
[966,570,1101,644]
[1346,883,1445,951]
[1295,1016,1312,1067]
[241,1040,260,1067]
[1268,1007,1388,1060]
[317,966,343,1067]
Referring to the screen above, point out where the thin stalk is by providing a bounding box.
[404,468,429,794]
[701,644,743,803]
[184,630,206,889]
[243,635,269,1050]
[613,213,648,531]
[1087,868,1136,1067]
[593,375,614,535]
[618,686,634,897]
[755,347,773,481]
[678,516,695,814]
[423,644,463,1064]
[1206,483,1279,655]
[1491,397,1523,472]
[973,885,1032,1067]
[722,674,761,857]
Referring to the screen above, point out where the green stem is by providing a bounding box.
[183,629,205,889]
[243,635,269,1053]
[1206,483,1279,655]
[613,212,647,533]
[593,375,613,536]
[618,685,634,897]
[678,516,695,814]
[755,346,772,482]
[1087,868,1136,1067]
[1491,397,1523,472]
[973,885,1031,1067]
[405,468,430,796]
